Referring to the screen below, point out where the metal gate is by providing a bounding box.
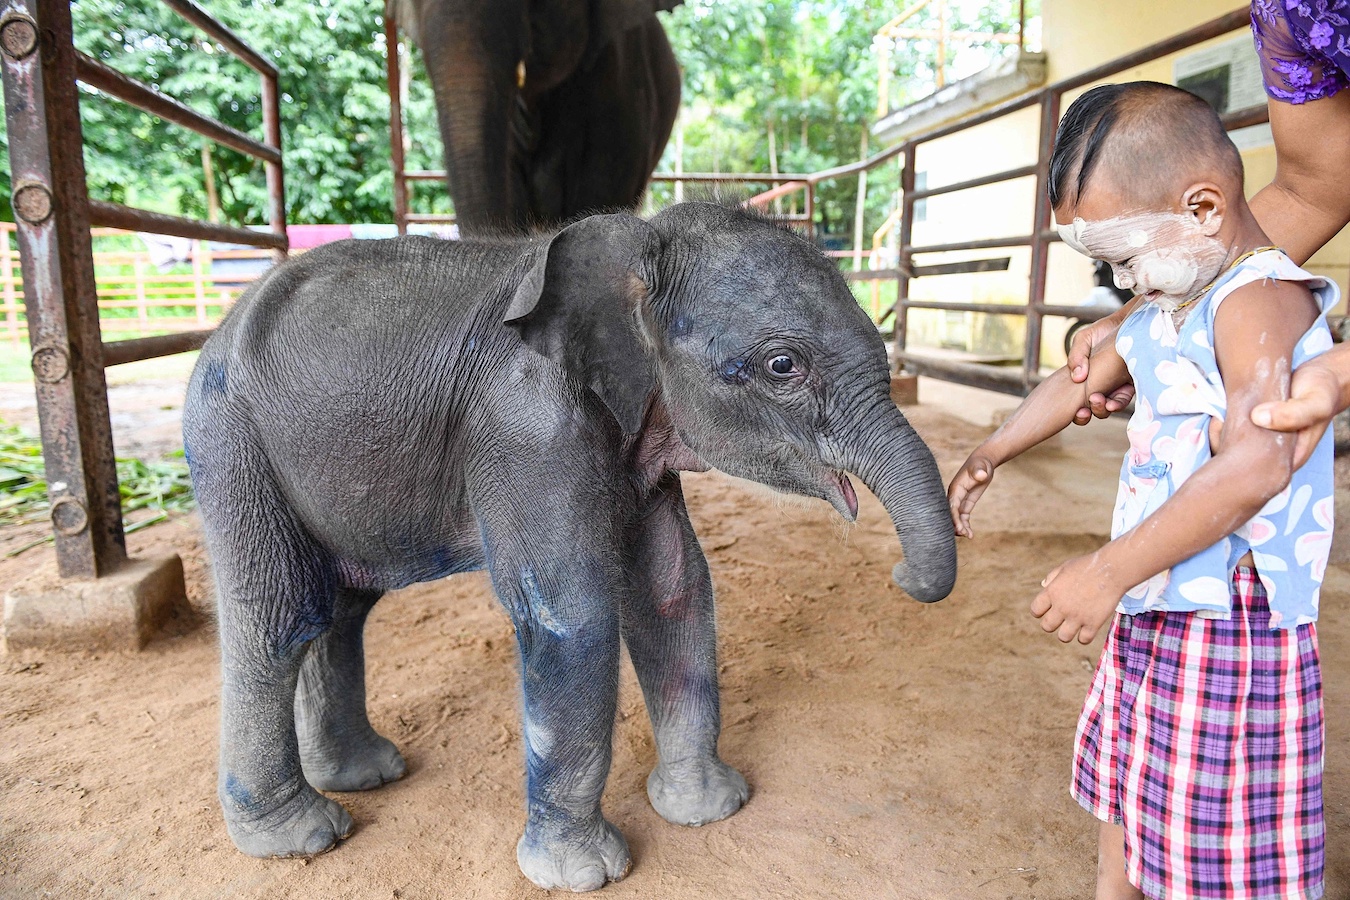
[0,0,287,579]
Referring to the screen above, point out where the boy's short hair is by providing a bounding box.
[1048,81,1244,210]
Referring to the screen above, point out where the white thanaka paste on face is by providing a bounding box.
[1054,210,1227,312]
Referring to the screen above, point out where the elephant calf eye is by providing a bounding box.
[769,355,796,375]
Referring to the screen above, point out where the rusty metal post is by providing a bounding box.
[804,181,815,243]
[1,0,127,578]
[1023,87,1059,385]
[894,143,917,365]
[261,71,286,259]
[385,11,408,235]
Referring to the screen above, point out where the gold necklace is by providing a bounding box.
[1170,246,1280,313]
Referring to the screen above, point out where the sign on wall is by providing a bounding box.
[1173,34,1273,150]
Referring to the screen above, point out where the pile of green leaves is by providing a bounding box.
[0,422,195,556]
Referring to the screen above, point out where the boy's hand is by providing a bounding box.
[1031,553,1123,644]
[1066,302,1138,425]
[948,454,996,538]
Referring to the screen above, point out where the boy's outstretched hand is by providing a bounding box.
[948,454,996,538]
[1032,553,1124,644]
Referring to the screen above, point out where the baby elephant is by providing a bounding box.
[183,202,956,890]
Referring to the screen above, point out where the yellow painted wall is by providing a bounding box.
[900,0,1350,369]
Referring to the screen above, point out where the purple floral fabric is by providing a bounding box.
[1251,0,1350,102]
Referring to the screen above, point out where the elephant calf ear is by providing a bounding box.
[504,214,661,434]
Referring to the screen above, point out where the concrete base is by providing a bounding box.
[3,553,189,653]
[890,373,919,407]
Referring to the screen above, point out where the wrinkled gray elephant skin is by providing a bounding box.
[183,202,957,891]
[391,0,682,235]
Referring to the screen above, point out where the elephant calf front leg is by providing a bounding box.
[491,558,631,892]
[623,479,748,827]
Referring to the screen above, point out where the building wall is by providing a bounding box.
[898,0,1349,369]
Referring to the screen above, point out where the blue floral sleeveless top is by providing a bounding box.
[1113,250,1339,628]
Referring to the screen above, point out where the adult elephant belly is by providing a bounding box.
[527,17,679,223]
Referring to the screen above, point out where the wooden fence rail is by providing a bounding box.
[0,222,274,349]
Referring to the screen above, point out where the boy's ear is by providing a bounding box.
[1181,182,1225,235]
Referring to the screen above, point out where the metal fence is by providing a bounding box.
[0,0,287,578]
[0,223,276,347]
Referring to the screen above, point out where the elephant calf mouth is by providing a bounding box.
[828,471,859,522]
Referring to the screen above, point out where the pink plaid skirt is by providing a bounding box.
[1072,568,1324,899]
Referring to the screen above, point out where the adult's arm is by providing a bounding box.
[1246,91,1350,448]
[1248,90,1350,264]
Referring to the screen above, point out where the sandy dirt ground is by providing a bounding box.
[1,376,1347,899]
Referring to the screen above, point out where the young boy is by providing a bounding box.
[948,82,1336,900]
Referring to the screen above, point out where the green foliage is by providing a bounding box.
[660,0,1034,242]
[48,0,448,225]
[0,421,194,554]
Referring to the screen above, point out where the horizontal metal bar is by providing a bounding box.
[807,145,908,183]
[159,0,278,78]
[1054,8,1251,94]
[909,165,1037,200]
[847,257,1012,283]
[1032,303,1118,321]
[1221,103,1270,130]
[102,330,214,366]
[846,268,901,282]
[900,299,1029,316]
[649,172,816,184]
[75,53,280,164]
[403,170,448,181]
[745,180,807,207]
[916,256,1012,277]
[405,213,457,224]
[88,200,287,249]
[907,235,1033,254]
[894,351,1028,396]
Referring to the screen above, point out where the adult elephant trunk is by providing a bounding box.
[412,0,531,235]
[837,401,957,603]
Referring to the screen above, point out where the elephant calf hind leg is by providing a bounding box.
[295,588,407,792]
[218,629,356,858]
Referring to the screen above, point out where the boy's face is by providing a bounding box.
[1053,184,1227,312]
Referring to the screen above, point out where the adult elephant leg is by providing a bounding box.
[479,508,630,892]
[413,0,533,234]
[533,16,680,221]
[295,588,407,792]
[623,475,748,826]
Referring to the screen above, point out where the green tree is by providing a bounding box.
[2,0,447,225]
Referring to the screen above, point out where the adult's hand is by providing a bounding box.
[1251,341,1350,468]
[1065,300,1138,425]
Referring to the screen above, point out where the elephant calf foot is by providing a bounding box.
[516,817,631,892]
[300,729,406,792]
[223,781,354,858]
[647,758,749,826]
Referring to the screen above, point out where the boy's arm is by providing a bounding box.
[949,343,1129,537]
[1032,279,1319,643]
